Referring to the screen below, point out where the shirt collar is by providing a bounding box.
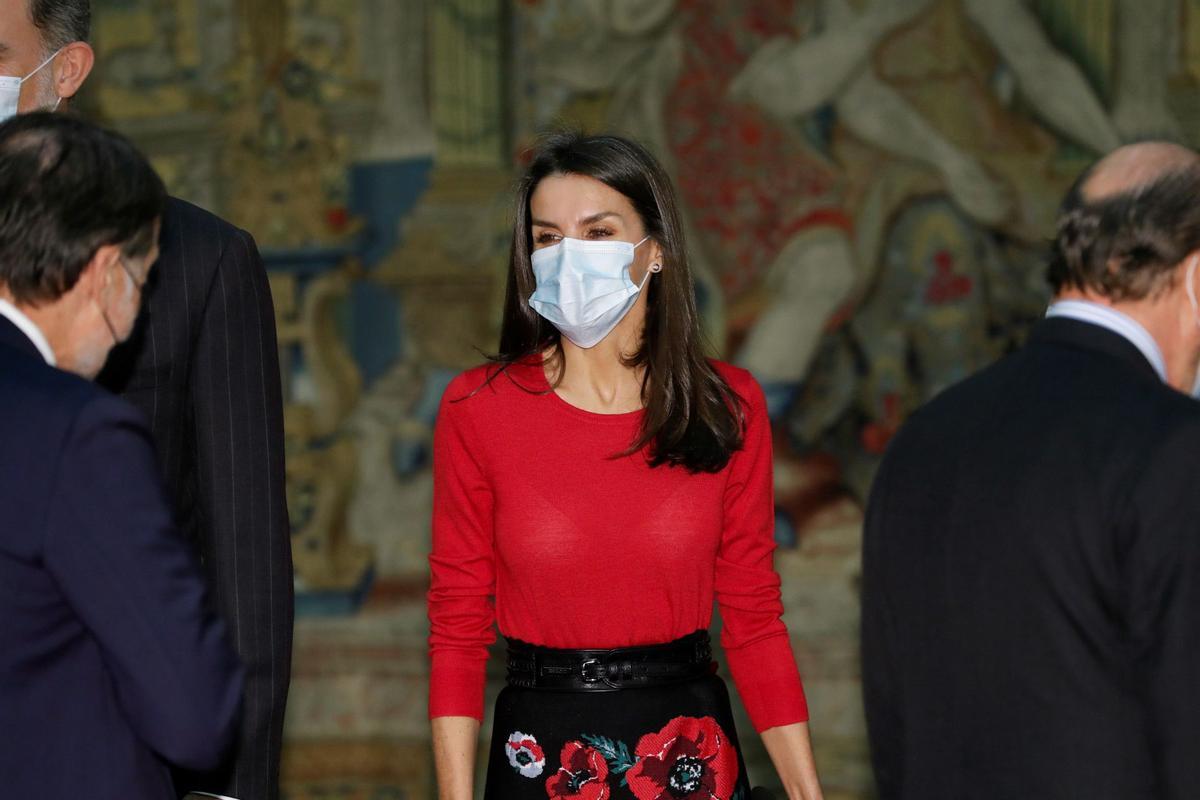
[1045,299,1166,383]
[0,298,56,366]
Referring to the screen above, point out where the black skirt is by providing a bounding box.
[483,672,753,800]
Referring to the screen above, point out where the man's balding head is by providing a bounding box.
[1080,142,1200,203]
[1048,141,1200,300]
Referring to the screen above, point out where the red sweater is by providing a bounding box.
[426,359,808,732]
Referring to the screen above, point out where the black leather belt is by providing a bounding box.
[505,630,714,691]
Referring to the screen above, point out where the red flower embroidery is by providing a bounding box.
[545,741,610,800]
[626,716,739,800]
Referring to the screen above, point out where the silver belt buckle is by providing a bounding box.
[580,658,603,683]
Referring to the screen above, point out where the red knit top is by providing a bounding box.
[426,358,809,733]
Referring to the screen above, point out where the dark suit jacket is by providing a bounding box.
[0,315,243,800]
[863,317,1200,799]
[99,198,293,800]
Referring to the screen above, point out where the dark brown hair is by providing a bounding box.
[493,131,743,473]
[1047,160,1200,300]
[30,0,90,52]
[0,111,164,305]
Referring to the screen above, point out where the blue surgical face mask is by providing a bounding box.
[529,236,652,348]
[0,48,63,123]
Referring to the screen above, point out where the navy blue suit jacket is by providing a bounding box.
[863,318,1200,799]
[0,315,243,799]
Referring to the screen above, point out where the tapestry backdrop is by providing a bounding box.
[88,0,1200,797]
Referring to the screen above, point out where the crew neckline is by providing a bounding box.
[518,357,645,424]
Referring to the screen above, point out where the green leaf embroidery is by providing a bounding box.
[579,733,637,776]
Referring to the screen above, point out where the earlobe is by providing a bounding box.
[649,245,665,273]
[54,43,95,101]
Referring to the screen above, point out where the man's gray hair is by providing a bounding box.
[30,0,90,53]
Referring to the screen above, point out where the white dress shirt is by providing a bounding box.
[1045,299,1167,383]
[0,297,55,366]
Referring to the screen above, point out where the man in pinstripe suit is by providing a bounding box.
[0,3,295,798]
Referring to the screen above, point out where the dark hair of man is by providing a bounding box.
[491,131,744,473]
[1047,162,1200,300]
[0,111,164,306]
[30,0,90,52]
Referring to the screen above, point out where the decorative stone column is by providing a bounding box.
[1030,0,1115,96]
[374,0,513,371]
[358,0,436,162]
[1186,0,1200,80]
[430,0,509,169]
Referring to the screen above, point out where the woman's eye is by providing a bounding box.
[586,227,614,239]
[535,231,561,245]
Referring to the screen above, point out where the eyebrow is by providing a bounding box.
[531,211,624,228]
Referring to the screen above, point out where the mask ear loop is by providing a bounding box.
[1184,255,1200,397]
[632,236,657,288]
[94,278,118,344]
[20,49,65,114]
[22,48,63,83]
[1187,255,1200,324]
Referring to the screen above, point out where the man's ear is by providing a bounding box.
[51,42,94,102]
[75,244,122,302]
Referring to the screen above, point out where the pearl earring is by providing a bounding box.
[649,262,662,273]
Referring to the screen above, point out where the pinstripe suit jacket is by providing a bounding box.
[99,197,293,800]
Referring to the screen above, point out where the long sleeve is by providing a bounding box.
[861,453,903,798]
[1126,418,1200,799]
[428,377,496,721]
[42,395,243,771]
[189,227,293,800]
[717,375,809,732]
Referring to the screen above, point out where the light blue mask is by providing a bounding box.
[529,236,651,348]
[0,48,62,123]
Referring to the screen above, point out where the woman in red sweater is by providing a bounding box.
[428,132,824,800]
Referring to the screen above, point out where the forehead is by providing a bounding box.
[529,173,637,222]
[0,0,40,60]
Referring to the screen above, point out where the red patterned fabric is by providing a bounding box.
[427,359,809,733]
[626,716,739,800]
[666,0,847,301]
[546,742,611,800]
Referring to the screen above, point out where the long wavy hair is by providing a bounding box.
[491,132,743,473]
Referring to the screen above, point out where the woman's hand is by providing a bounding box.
[760,722,825,800]
[432,715,480,800]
